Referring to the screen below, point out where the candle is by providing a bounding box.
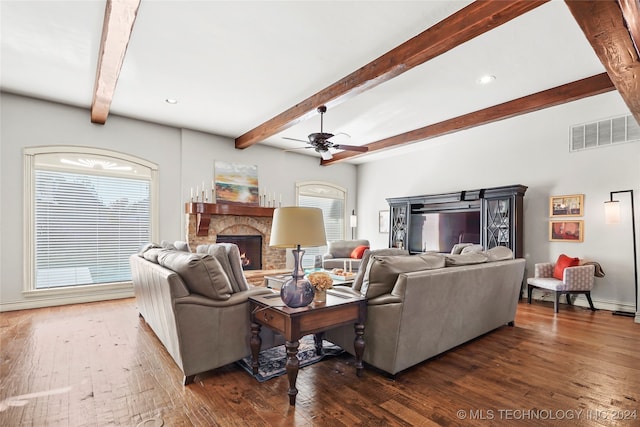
[190,187,193,198]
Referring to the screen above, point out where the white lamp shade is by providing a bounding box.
[350,214,357,228]
[605,200,621,224]
[269,206,327,248]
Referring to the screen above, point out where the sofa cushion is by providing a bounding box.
[350,245,369,259]
[450,243,474,254]
[485,246,514,261]
[197,244,241,293]
[361,253,445,299]
[460,244,484,254]
[553,254,580,280]
[157,251,233,300]
[444,252,489,266]
[352,248,409,291]
[142,247,164,264]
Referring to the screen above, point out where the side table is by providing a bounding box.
[249,290,366,406]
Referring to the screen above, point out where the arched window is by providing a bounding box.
[23,146,158,294]
[296,181,346,268]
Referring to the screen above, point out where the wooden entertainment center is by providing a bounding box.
[386,184,527,258]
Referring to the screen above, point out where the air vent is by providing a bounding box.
[570,114,640,152]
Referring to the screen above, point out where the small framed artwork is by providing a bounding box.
[379,210,390,233]
[549,220,584,242]
[549,194,584,217]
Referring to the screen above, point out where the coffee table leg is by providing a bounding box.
[313,332,325,356]
[250,322,262,375]
[354,323,365,377]
[285,340,300,406]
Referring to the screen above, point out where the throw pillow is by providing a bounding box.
[352,248,409,291]
[350,245,369,259]
[553,254,580,280]
[360,254,445,299]
[485,246,514,261]
[460,244,484,254]
[158,251,233,300]
[444,252,489,266]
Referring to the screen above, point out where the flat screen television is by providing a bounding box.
[409,210,480,253]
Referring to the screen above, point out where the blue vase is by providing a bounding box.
[280,248,314,308]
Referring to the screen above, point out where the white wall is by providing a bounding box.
[356,91,640,318]
[0,93,356,311]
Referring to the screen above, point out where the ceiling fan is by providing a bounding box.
[283,106,369,160]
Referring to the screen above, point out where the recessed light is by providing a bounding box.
[477,74,496,85]
[165,98,178,104]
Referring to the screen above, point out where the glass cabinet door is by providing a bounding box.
[484,198,511,249]
[390,203,408,249]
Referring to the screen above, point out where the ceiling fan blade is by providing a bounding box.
[332,144,369,152]
[283,146,314,152]
[319,150,333,160]
[282,136,310,144]
[327,132,351,142]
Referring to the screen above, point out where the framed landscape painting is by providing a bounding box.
[549,220,584,242]
[214,161,259,205]
[549,194,584,217]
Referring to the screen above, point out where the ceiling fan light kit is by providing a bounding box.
[283,105,368,160]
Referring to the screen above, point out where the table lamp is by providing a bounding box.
[270,207,327,308]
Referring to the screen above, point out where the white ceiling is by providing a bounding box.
[1,0,607,164]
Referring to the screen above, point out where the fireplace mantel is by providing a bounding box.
[185,202,275,236]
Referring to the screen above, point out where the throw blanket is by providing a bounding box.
[581,261,606,278]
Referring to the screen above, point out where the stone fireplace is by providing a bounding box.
[216,235,262,270]
[185,203,286,270]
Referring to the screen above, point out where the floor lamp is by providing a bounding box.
[605,190,638,318]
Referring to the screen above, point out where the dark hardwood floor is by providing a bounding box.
[1,298,638,426]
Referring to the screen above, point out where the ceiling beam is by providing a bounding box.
[235,0,548,149]
[322,73,615,165]
[91,0,141,124]
[618,0,640,57]
[565,0,640,125]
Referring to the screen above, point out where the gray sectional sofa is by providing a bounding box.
[325,247,526,375]
[130,242,281,385]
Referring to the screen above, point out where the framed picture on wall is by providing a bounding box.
[379,210,389,233]
[549,220,584,242]
[549,194,584,217]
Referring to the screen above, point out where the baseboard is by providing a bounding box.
[525,288,637,314]
[0,290,135,312]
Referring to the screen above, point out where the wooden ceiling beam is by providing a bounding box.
[565,0,640,125]
[321,73,615,165]
[91,0,141,124]
[235,0,548,149]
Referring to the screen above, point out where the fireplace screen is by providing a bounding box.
[216,235,262,270]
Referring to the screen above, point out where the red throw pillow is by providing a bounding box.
[350,245,369,259]
[553,254,580,280]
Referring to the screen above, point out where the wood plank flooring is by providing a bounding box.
[1,298,638,426]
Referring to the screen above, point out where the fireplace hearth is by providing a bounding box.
[216,235,262,270]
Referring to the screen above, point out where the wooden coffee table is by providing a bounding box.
[249,290,366,406]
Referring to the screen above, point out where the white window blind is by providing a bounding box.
[34,170,151,288]
[298,191,345,268]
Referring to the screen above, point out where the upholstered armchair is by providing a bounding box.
[527,261,596,313]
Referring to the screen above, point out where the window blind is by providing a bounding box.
[34,170,151,288]
[298,195,344,268]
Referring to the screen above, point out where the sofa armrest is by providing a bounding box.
[174,287,273,308]
[368,294,402,305]
[534,263,554,278]
[563,265,595,289]
[323,253,334,259]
